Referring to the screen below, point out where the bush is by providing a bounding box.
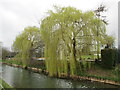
[117,49,120,64]
[101,49,116,69]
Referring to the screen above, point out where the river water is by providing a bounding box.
[0,64,119,88]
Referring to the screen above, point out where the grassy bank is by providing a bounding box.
[0,59,46,70]
[0,78,12,89]
[82,64,120,82]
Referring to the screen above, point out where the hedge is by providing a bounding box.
[117,49,120,63]
[101,49,117,69]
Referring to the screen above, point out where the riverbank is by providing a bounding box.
[0,78,12,89]
[1,60,120,86]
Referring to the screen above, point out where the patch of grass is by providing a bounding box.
[0,60,2,62]
[2,59,22,65]
[79,73,120,82]
[2,59,46,70]
[80,55,100,59]
[0,78,12,89]
[84,64,120,82]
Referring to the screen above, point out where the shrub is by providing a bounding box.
[101,49,116,69]
[117,49,120,64]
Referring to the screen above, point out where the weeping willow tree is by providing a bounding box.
[40,6,107,76]
[13,26,42,67]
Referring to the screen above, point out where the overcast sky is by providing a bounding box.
[0,0,119,50]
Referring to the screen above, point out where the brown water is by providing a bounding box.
[0,64,119,88]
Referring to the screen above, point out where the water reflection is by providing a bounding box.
[1,64,119,88]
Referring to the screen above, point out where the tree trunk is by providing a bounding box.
[73,37,76,62]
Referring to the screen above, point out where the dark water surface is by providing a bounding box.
[0,64,119,88]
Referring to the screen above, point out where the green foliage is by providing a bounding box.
[41,6,107,77]
[117,49,120,63]
[2,59,22,65]
[101,49,116,69]
[13,26,41,67]
[105,35,115,48]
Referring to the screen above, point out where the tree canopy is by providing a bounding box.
[13,26,43,67]
[40,6,107,76]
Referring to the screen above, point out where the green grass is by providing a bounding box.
[0,78,12,89]
[83,64,120,82]
[80,54,101,60]
[2,59,46,70]
[2,59,22,65]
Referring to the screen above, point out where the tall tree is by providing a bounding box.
[40,6,107,76]
[13,26,43,67]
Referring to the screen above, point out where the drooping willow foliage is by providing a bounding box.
[40,6,107,76]
[13,26,41,67]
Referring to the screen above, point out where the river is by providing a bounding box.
[0,64,119,88]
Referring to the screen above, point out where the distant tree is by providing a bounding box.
[2,47,10,59]
[13,26,43,67]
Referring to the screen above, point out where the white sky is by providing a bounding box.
[0,0,119,50]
